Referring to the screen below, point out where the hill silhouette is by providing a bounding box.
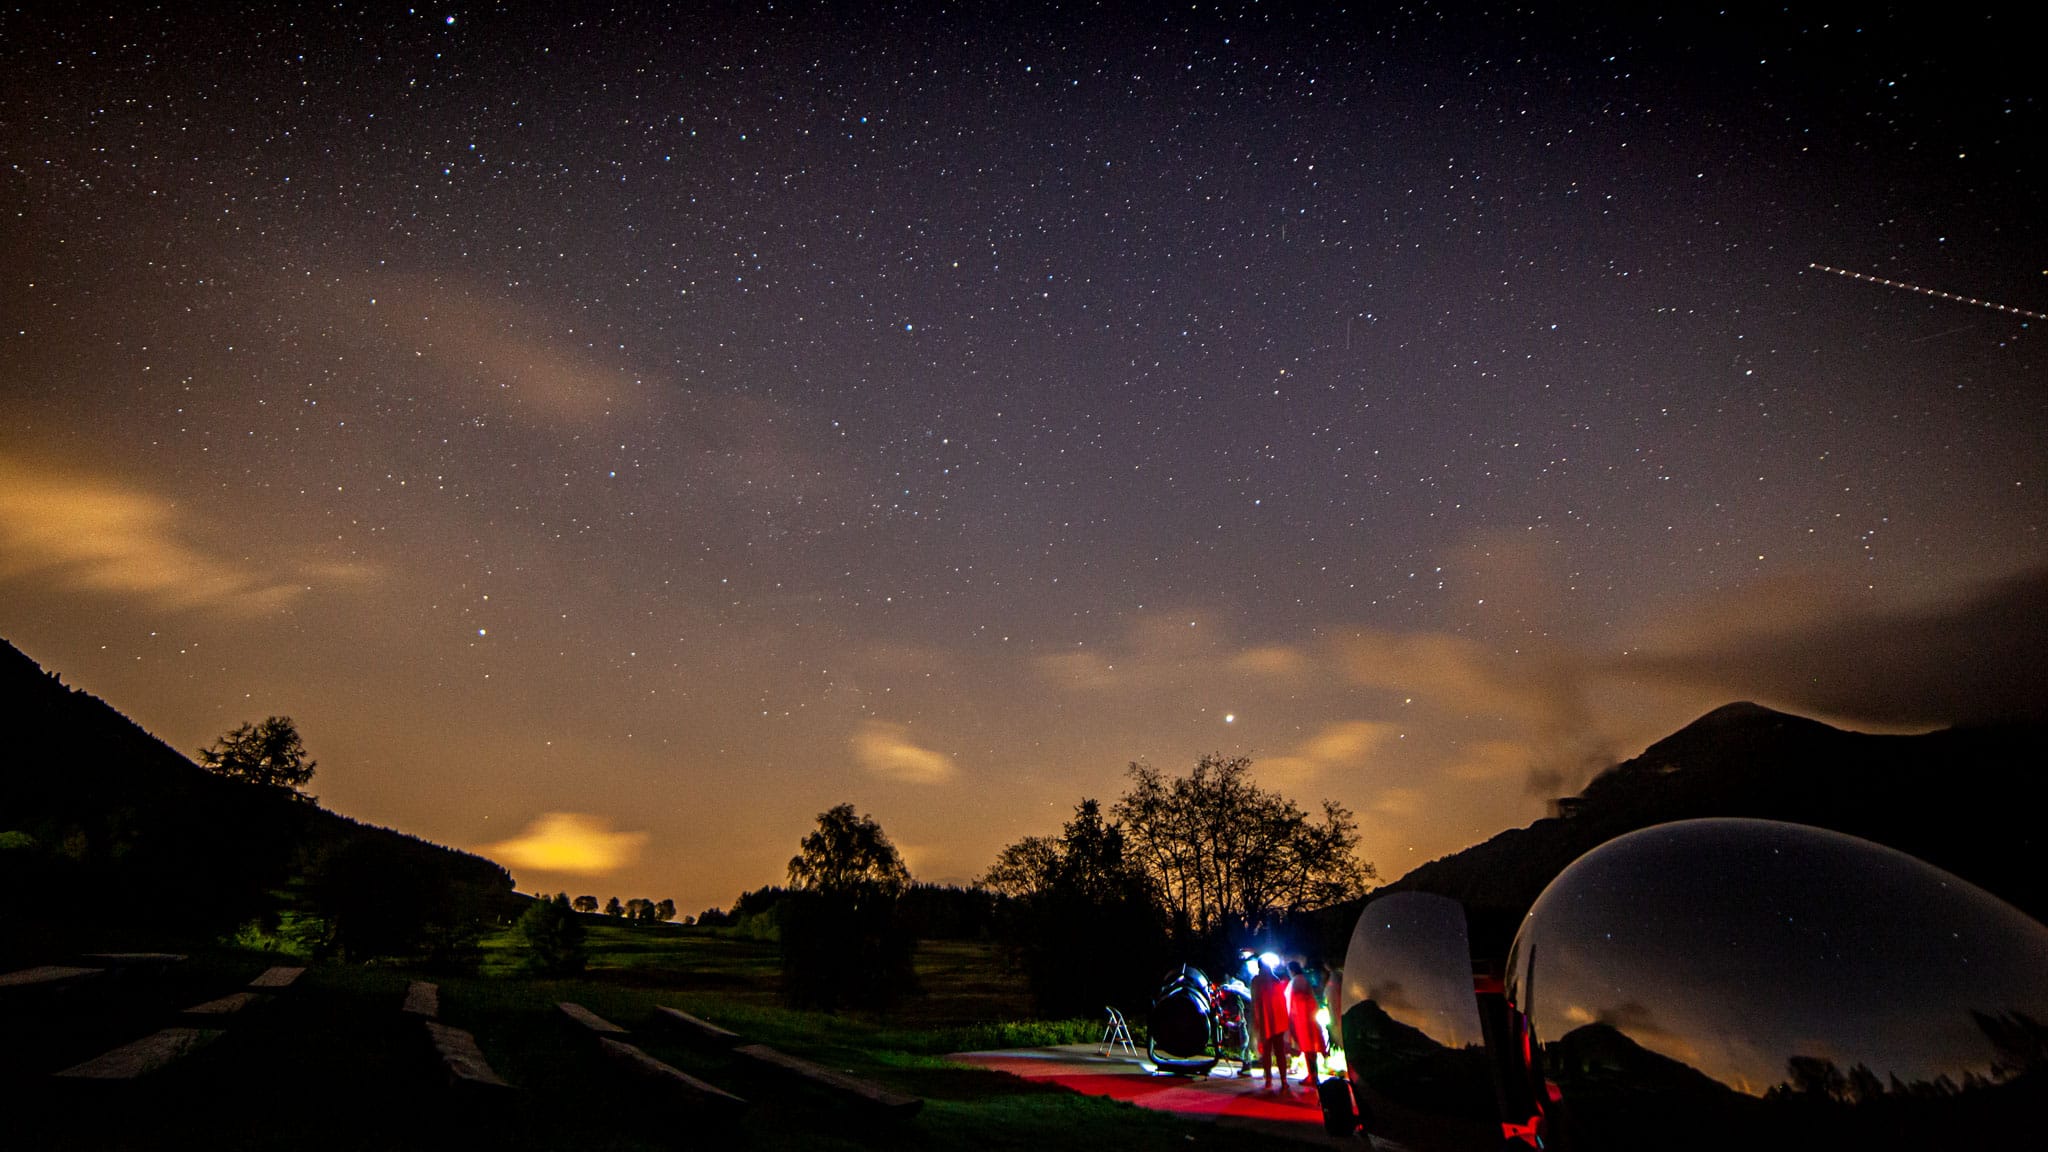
[0,638,516,965]
[1378,702,2047,961]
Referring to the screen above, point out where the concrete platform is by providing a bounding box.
[949,1044,1385,1148]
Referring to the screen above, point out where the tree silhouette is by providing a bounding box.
[572,895,598,914]
[781,804,916,1008]
[983,798,1168,1016]
[196,716,316,798]
[1113,754,1373,940]
[603,896,624,916]
[787,803,909,895]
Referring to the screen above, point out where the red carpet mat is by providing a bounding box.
[951,1046,1342,1133]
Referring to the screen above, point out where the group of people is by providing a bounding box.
[1246,953,1329,1090]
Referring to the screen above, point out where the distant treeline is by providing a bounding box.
[693,881,998,940]
[564,895,677,922]
[712,776,1372,1020]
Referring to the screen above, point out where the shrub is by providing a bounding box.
[518,892,587,976]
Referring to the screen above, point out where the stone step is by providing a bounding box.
[733,1043,922,1119]
[182,991,273,1018]
[0,965,103,990]
[401,981,439,1018]
[597,1036,747,1121]
[246,966,304,990]
[557,1001,629,1037]
[423,1020,511,1089]
[54,1027,223,1080]
[652,1005,740,1048]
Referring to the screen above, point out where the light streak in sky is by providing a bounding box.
[1809,264,2046,321]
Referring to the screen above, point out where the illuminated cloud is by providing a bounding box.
[853,720,957,784]
[1442,739,1540,782]
[1371,787,1427,819]
[323,274,849,536]
[1035,615,1286,694]
[0,459,314,612]
[1258,720,1397,790]
[1034,648,1121,692]
[1301,720,1396,764]
[1334,628,1614,796]
[1622,566,2048,726]
[1231,644,1309,678]
[357,279,653,427]
[480,812,648,877]
[1336,630,1552,721]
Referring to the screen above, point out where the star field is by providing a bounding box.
[3,4,2041,909]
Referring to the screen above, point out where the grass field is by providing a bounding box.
[11,923,1283,1150]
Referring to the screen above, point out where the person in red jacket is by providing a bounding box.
[1287,960,1327,1088]
[1249,953,1293,1088]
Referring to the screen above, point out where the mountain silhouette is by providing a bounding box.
[1378,702,2046,961]
[0,638,515,962]
[1546,1020,1736,1100]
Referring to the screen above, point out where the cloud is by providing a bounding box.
[1333,629,1614,796]
[1336,631,1557,723]
[322,274,849,540]
[0,459,333,612]
[1033,615,1293,695]
[1231,644,1310,678]
[479,812,649,877]
[1034,648,1121,692]
[852,720,957,784]
[1370,787,1427,819]
[1442,739,1541,783]
[333,276,648,427]
[1257,720,1397,790]
[1313,566,2048,814]
[1623,565,2048,726]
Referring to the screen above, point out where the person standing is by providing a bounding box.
[1249,955,1292,1088]
[1288,960,1327,1088]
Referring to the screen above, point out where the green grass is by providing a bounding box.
[9,926,1255,1151]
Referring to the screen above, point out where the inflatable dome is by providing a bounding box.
[1505,818,2048,1150]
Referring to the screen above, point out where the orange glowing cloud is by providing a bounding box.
[0,458,358,612]
[1333,626,1618,796]
[1257,719,1398,790]
[1230,644,1309,678]
[479,812,649,877]
[852,720,957,784]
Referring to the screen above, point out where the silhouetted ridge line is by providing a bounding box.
[1379,701,2046,961]
[0,636,516,964]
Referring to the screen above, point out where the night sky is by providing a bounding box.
[3,4,2042,914]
